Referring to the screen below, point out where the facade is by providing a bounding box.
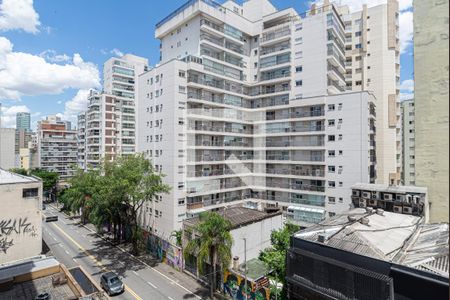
[351,183,428,222]
[77,112,87,170]
[286,208,449,300]
[138,0,379,236]
[18,148,38,171]
[182,207,282,277]
[401,99,415,185]
[414,0,449,223]
[16,112,31,132]
[0,169,42,264]
[79,54,148,169]
[339,0,400,185]
[37,115,77,179]
[0,128,16,170]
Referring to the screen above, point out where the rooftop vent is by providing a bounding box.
[366,207,374,214]
[318,233,328,243]
[360,217,370,225]
[376,209,384,216]
[348,215,357,222]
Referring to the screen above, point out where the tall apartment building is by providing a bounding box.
[0,128,16,170]
[37,115,77,179]
[401,99,415,185]
[16,112,31,131]
[339,0,400,185]
[137,0,377,236]
[414,0,449,223]
[79,55,148,169]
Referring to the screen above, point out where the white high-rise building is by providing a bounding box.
[137,0,380,236]
[339,0,400,185]
[79,54,148,169]
[401,99,415,186]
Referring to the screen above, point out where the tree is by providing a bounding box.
[259,222,300,299]
[30,168,59,192]
[9,168,28,176]
[185,212,234,299]
[171,230,183,247]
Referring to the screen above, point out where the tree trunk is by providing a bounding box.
[210,247,216,299]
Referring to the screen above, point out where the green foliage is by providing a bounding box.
[9,168,28,176]
[30,168,59,192]
[185,212,234,298]
[171,230,183,247]
[60,154,170,255]
[259,222,300,298]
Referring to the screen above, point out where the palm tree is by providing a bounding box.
[185,212,233,299]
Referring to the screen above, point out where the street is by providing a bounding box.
[42,205,207,300]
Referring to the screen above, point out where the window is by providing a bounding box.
[295,66,303,72]
[179,71,185,77]
[338,134,343,140]
[178,182,184,189]
[355,56,362,61]
[328,197,336,203]
[328,181,336,188]
[179,86,186,93]
[355,81,362,86]
[23,188,38,198]
[338,150,343,155]
[328,150,336,157]
[328,119,335,126]
[328,104,335,111]
[339,197,343,203]
[328,135,336,142]
[338,118,343,124]
[355,31,362,37]
[295,23,303,31]
[355,43,362,49]
[339,182,343,187]
[295,37,303,44]
[295,80,303,86]
[328,166,336,173]
[295,51,303,58]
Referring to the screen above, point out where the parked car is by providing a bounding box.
[100,272,124,296]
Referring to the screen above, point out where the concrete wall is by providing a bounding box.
[0,180,42,264]
[413,0,449,222]
[0,128,16,170]
[230,214,283,263]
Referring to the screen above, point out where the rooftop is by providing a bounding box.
[184,207,282,229]
[352,183,427,194]
[295,208,449,278]
[0,169,40,185]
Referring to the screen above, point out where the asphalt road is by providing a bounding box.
[42,205,205,300]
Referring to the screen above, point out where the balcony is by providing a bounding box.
[265,139,325,147]
[327,45,346,70]
[260,26,291,44]
[188,124,252,134]
[266,168,325,177]
[327,79,346,93]
[260,43,291,56]
[266,181,326,193]
[260,69,291,82]
[327,64,346,83]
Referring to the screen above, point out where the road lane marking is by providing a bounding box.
[132,271,139,276]
[168,297,174,300]
[51,223,143,300]
[79,223,203,299]
[65,250,70,255]
[147,281,158,289]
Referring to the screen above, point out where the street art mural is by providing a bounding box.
[0,217,38,253]
[143,231,183,271]
[223,270,271,300]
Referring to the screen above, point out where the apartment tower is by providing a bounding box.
[37,115,77,179]
[401,99,415,185]
[414,0,449,222]
[80,54,148,169]
[137,0,378,237]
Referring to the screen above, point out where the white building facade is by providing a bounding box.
[401,99,415,185]
[137,0,379,236]
[0,128,16,170]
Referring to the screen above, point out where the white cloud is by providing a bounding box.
[58,89,91,123]
[0,104,30,128]
[39,50,71,63]
[399,0,412,11]
[400,79,414,92]
[0,37,100,100]
[110,48,124,57]
[399,10,413,54]
[400,92,414,101]
[0,0,40,33]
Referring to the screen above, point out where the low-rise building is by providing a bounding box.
[182,207,282,278]
[0,169,42,264]
[351,183,428,221]
[286,208,449,300]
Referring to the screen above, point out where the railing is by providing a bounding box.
[250,85,290,96]
[261,27,291,43]
[260,71,291,81]
[328,79,346,92]
[266,140,325,147]
[261,43,291,56]
[193,141,253,147]
[266,125,325,134]
[327,45,346,68]
[188,124,253,134]
[266,182,326,192]
[266,169,325,177]
[327,64,346,82]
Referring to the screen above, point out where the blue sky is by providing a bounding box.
[0,0,414,129]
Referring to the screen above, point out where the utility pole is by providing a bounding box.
[243,237,247,298]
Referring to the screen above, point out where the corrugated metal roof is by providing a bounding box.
[0,169,40,184]
[294,208,449,278]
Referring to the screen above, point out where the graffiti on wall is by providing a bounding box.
[143,231,183,271]
[0,217,38,253]
[223,270,271,300]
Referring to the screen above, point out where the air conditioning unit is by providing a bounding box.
[352,190,360,197]
[405,194,413,204]
[362,192,370,199]
[413,196,421,205]
[393,206,402,213]
[368,199,377,206]
[378,201,386,209]
[371,192,379,200]
[359,199,367,208]
[403,207,413,214]
[396,194,406,202]
[384,193,393,201]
